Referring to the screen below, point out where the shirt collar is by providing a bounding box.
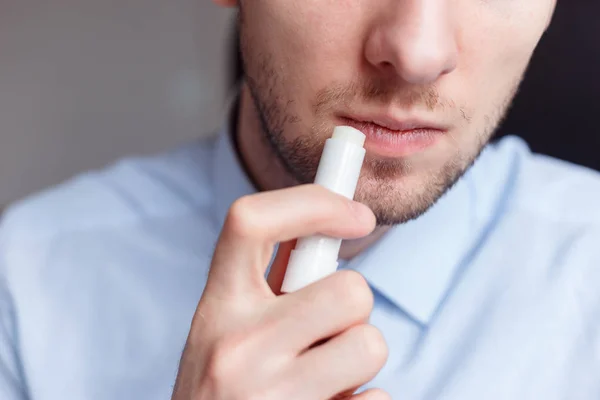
[343,172,477,325]
[211,116,501,327]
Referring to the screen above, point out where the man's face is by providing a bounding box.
[229,0,555,225]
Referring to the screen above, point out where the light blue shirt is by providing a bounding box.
[1,124,600,399]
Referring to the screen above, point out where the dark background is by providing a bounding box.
[496,1,600,171]
[230,1,600,171]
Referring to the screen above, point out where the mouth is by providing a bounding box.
[338,115,448,158]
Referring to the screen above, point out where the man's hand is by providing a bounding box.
[171,184,390,400]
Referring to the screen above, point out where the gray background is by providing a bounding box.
[0,1,234,207]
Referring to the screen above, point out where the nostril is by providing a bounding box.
[376,60,398,75]
[441,57,458,76]
[381,61,394,69]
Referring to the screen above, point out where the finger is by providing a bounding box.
[263,270,374,354]
[206,184,375,295]
[267,240,296,295]
[349,388,391,400]
[286,324,389,400]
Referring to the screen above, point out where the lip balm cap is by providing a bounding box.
[332,126,366,147]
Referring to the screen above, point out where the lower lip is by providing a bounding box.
[339,118,444,157]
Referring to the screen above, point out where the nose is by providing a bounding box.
[364,0,458,85]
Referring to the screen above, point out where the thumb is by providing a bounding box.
[267,240,297,295]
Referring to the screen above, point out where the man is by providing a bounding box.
[1,0,598,399]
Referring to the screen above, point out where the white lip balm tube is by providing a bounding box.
[280,126,366,293]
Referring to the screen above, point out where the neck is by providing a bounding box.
[235,84,390,260]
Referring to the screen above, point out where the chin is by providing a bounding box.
[353,155,469,226]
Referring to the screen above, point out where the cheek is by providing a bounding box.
[456,3,550,123]
[277,5,367,98]
[243,2,369,132]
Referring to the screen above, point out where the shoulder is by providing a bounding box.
[0,136,220,288]
[479,136,600,279]
[481,136,600,226]
[0,139,221,384]
[467,138,600,313]
[1,137,218,244]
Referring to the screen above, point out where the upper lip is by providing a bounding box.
[341,114,448,132]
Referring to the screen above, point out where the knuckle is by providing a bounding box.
[205,336,244,386]
[355,324,389,370]
[334,270,374,315]
[204,328,281,399]
[225,196,260,238]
